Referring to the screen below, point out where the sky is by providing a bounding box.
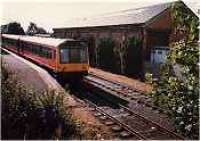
[0,0,199,33]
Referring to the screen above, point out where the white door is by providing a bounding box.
[151,47,169,64]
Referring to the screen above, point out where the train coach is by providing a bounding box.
[1,34,89,77]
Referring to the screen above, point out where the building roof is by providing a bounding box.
[54,2,171,29]
[2,34,74,47]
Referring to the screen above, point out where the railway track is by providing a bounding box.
[80,93,184,140]
[85,99,145,139]
[84,74,165,113]
[82,74,184,140]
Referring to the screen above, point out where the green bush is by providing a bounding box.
[1,64,79,140]
[151,1,199,139]
[152,42,199,139]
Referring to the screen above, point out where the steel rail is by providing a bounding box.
[84,75,166,113]
[119,104,184,139]
[84,99,146,140]
[83,75,184,140]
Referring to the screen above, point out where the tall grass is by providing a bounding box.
[1,63,80,139]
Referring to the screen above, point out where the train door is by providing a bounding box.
[17,39,20,52]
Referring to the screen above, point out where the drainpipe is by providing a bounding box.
[95,33,99,67]
[120,33,127,74]
[141,27,147,81]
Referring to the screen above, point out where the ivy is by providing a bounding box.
[150,1,199,139]
[97,37,118,73]
[125,36,143,78]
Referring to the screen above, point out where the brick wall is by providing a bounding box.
[52,9,172,78]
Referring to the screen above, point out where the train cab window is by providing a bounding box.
[60,49,69,63]
[80,48,88,63]
[70,48,81,63]
[59,41,88,63]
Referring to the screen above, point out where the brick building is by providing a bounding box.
[52,1,197,78]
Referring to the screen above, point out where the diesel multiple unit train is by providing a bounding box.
[1,34,89,76]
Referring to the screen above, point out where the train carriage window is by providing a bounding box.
[52,50,56,59]
[47,49,52,59]
[8,39,11,46]
[21,41,24,49]
[26,43,30,51]
[7,39,10,45]
[27,43,32,52]
[32,45,37,54]
[33,45,40,55]
[32,44,36,54]
[40,47,44,57]
[39,46,43,56]
[46,48,49,58]
[11,39,17,48]
[44,48,48,58]
[36,45,40,55]
[31,45,34,53]
[2,38,5,45]
[30,45,33,53]
[41,47,48,58]
[34,45,37,54]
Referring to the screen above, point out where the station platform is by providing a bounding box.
[89,68,152,93]
[2,54,48,92]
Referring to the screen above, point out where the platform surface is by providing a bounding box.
[2,54,48,92]
[89,68,152,93]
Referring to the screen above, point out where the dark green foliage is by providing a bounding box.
[1,65,79,140]
[96,36,143,77]
[151,1,199,139]
[125,36,143,77]
[26,22,47,35]
[172,1,199,41]
[97,37,117,72]
[1,22,25,35]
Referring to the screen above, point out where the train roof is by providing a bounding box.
[2,34,75,47]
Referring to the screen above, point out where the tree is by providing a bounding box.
[26,22,47,35]
[151,1,199,139]
[97,37,117,72]
[1,22,25,35]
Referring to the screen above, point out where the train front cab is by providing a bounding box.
[56,41,89,78]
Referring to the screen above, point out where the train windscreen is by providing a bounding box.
[60,42,88,63]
